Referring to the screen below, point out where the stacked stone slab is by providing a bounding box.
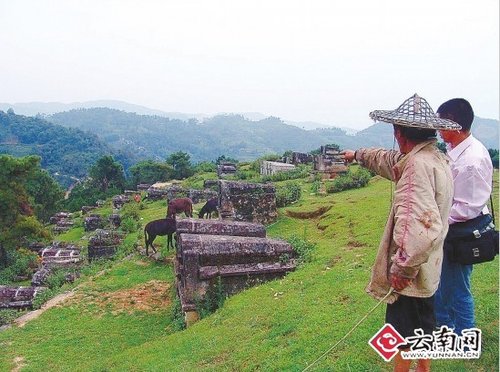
[146,186,169,201]
[166,185,187,201]
[108,213,121,228]
[217,162,237,178]
[50,212,74,233]
[137,183,151,191]
[188,189,218,204]
[31,242,82,286]
[174,218,296,325]
[112,194,130,209]
[84,214,104,231]
[313,145,348,179]
[260,160,296,176]
[0,286,46,309]
[81,205,97,215]
[88,229,124,261]
[218,180,277,224]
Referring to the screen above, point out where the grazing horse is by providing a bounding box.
[144,217,176,255]
[199,198,218,219]
[166,197,193,218]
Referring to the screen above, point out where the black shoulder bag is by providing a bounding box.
[446,196,499,265]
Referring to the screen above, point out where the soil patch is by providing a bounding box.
[285,205,332,219]
[70,280,171,315]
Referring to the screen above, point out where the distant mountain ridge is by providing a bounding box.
[47,108,498,163]
[1,104,497,186]
[0,100,353,131]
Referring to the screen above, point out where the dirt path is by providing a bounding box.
[14,291,76,328]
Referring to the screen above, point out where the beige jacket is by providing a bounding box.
[355,140,453,304]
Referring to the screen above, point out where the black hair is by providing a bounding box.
[436,98,474,132]
[395,126,437,142]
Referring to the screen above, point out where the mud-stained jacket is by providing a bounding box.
[355,140,453,304]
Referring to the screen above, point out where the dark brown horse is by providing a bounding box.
[166,197,193,218]
[199,198,218,219]
[144,217,176,255]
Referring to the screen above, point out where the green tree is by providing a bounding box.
[0,155,51,267]
[309,143,340,155]
[488,149,499,168]
[166,151,194,179]
[215,155,239,165]
[129,160,174,186]
[89,155,126,192]
[25,168,65,222]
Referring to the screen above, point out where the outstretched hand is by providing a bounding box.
[340,150,356,164]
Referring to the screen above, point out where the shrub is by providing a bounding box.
[120,217,141,233]
[31,288,55,309]
[195,277,226,319]
[275,181,302,207]
[0,309,20,326]
[0,248,40,283]
[120,202,141,221]
[287,235,316,264]
[260,165,310,183]
[326,167,372,193]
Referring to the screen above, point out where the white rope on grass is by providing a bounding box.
[302,288,395,371]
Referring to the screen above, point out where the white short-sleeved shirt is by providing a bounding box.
[446,134,493,224]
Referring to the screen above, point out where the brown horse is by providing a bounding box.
[166,197,193,218]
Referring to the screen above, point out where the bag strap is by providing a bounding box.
[490,194,496,225]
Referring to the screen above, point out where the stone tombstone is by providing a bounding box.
[166,185,187,201]
[87,229,124,261]
[218,180,277,224]
[260,160,296,176]
[0,286,46,310]
[291,152,314,165]
[137,183,151,191]
[203,179,218,190]
[188,189,218,204]
[81,205,97,215]
[175,231,296,315]
[84,214,104,232]
[112,194,130,209]
[176,218,266,238]
[108,213,121,228]
[146,187,169,201]
[217,162,237,178]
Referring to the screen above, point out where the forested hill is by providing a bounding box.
[0,111,134,186]
[49,108,499,163]
[48,108,357,162]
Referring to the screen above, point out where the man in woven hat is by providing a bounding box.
[343,94,459,371]
[433,98,493,334]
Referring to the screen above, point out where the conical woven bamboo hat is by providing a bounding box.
[369,94,461,130]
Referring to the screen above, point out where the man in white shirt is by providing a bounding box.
[434,98,493,334]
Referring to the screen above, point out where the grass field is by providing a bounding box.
[0,173,498,371]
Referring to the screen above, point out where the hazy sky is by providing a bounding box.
[0,0,498,129]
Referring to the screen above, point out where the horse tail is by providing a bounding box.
[144,225,149,247]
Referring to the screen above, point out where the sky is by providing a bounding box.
[0,0,498,130]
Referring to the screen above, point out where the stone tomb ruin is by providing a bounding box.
[88,229,125,261]
[31,241,83,286]
[313,145,348,179]
[174,218,296,325]
[0,286,46,310]
[217,162,237,178]
[218,180,277,224]
[49,212,74,234]
[260,160,296,176]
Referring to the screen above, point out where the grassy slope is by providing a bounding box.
[0,174,498,371]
